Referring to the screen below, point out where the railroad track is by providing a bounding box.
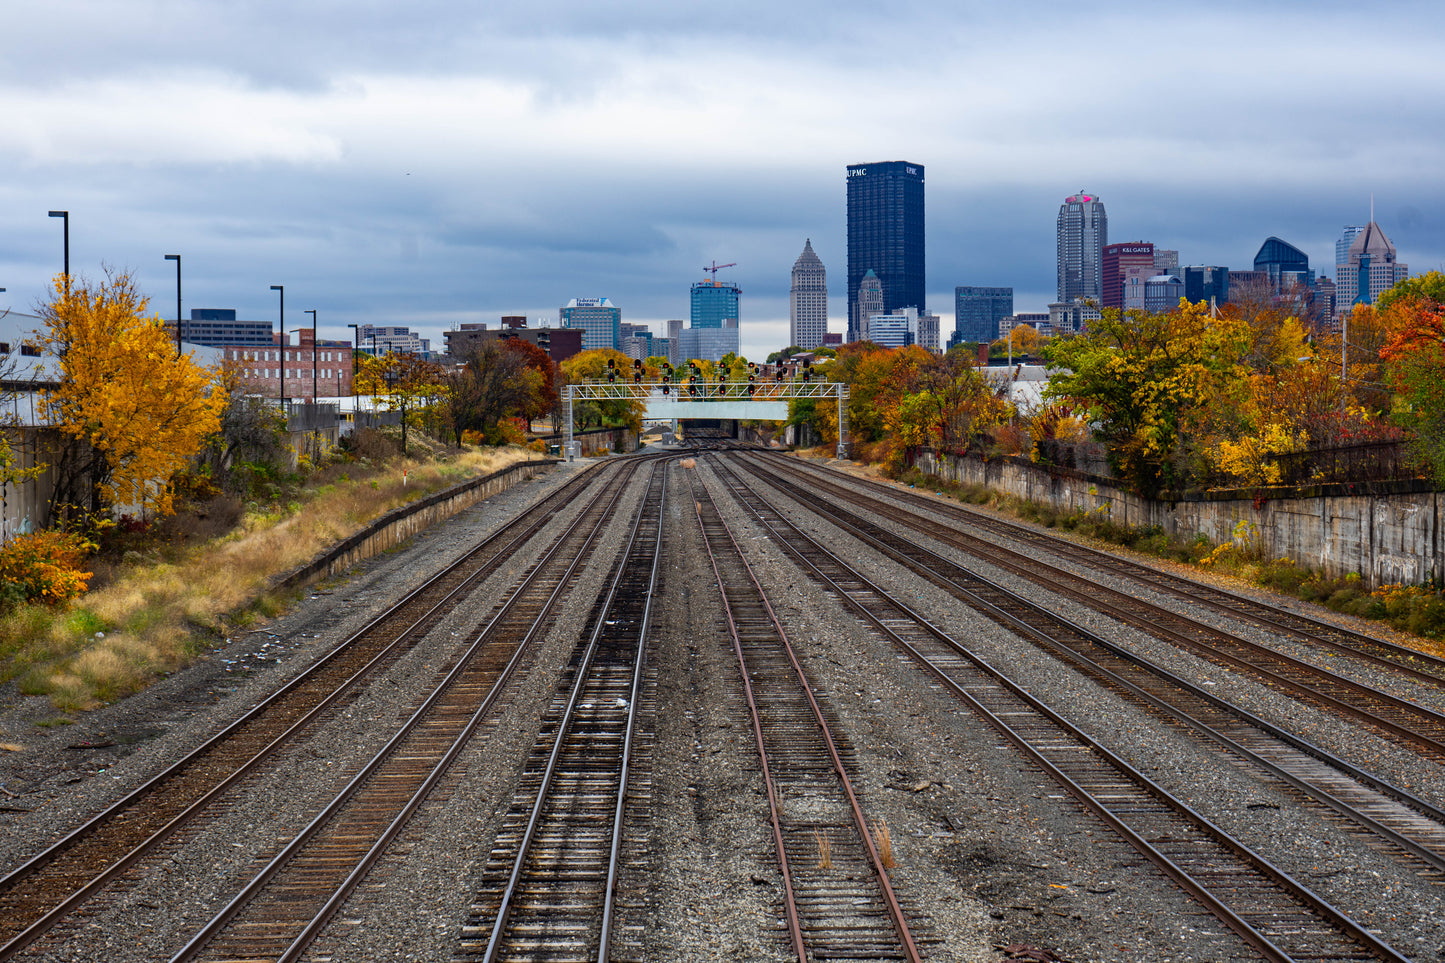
[688,468,923,962]
[759,449,1445,687]
[733,452,1445,874]
[168,455,648,962]
[0,455,658,960]
[457,460,667,962]
[707,453,1411,963]
[739,451,1445,761]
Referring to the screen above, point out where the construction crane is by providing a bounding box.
[702,260,737,283]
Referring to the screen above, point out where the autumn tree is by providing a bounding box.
[1379,275,1445,483]
[38,272,226,521]
[559,349,646,433]
[1044,300,1250,495]
[202,359,289,486]
[441,343,542,446]
[503,338,559,428]
[355,351,446,454]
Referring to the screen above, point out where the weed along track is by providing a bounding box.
[4,446,1444,961]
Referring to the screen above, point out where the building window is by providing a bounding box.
[20,344,41,357]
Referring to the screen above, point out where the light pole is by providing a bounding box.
[304,309,317,403]
[270,285,285,410]
[164,254,181,355]
[346,323,359,408]
[48,211,69,286]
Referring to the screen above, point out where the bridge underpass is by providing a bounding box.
[563,381,849,458]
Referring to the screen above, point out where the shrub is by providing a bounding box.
[0,531,97,609]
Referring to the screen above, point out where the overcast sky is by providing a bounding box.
[3,1,1442,359]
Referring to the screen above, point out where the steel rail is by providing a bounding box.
[688,469,922,963]
[710,453,1409,963]
[0,457,621,960]
[760,450,1445,692]
[761,449,1445,684]
[740,453,1445,867]
[741,452,1445,758]
[169,457,647,963]
[481,460,667,963]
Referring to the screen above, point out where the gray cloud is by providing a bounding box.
[1,0,1442,362]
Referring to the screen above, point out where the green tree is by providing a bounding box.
[1377,270,1445,313]
[1044,300,1250,495]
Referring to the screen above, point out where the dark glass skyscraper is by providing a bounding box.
[953,287,1013,345]
[846,161,925,341]
[1056,191,1107,304]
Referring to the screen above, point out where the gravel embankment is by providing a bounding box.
[3,449,1441,962]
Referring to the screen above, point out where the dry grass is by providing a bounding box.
[872,819,895,869]
[815,830,832,870]
[1,446,540,711]
[679,458,696,469]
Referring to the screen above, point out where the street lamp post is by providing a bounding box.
[48,211,69,286]
[304,309,318,403]
[270,285,285,411]
[164,254,181,355]
[346,323,359,408]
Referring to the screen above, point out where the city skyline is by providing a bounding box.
[2,2,1442,362]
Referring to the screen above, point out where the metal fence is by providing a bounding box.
[1268,441,1426,486]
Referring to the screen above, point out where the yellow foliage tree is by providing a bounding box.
[39,272,226,520]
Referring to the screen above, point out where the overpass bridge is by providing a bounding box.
[564,380,849,458]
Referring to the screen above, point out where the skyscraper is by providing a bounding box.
[1101,242,1155,311]
[846,161,925,341]
[1336,225,1365,277]
[559,297,621,351]
[1056,191,1108,304]
[690,280,741,329]
[953,287,1013,344]
[789,239,828,350]
[1339,221,1408,312]
[855,271,883,343]
[1253,236,1314,291]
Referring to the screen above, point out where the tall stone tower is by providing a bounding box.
[789,239,827,349]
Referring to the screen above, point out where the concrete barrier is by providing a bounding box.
[274,457,558,592]
[911,449,1441,589]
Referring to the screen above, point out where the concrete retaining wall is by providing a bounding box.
[275,457,557,592]
[912,449,1442,588]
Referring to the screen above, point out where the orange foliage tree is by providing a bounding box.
[38,272,226,521]
[1379,275,1445,482]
